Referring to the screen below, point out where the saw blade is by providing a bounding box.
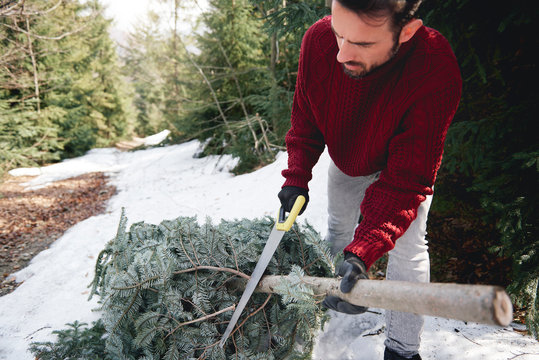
[219,224,285,347]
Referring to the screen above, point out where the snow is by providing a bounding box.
[141,129,170,146]
[1,137,538,360]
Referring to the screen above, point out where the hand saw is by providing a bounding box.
[219,195,306,348]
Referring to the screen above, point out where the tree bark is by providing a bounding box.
[241,276,513,327]
[24,16,40,113]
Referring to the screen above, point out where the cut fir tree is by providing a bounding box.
[85,211,334,360]
[30,211,513,359]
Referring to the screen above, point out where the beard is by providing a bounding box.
[342,40,401,79]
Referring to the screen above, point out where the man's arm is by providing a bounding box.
[281,25,326,191]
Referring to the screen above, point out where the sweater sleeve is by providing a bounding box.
[344,66,462,269]
[281,25,326,191]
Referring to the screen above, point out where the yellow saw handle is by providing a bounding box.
[276,195,306,231]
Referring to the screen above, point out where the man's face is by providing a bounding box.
[331,1,400,79]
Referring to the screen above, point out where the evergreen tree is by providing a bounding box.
[121,1,200,140]
[121,11,169,136]
[248,0,329,146]
[159,0,193,138]
[179,0,275,172]
[29,320,107,360]
[0,0,130,174]
[0,103,64,176]
[115,0,330,173]
[43,0,130,157]
[0,1,66,174]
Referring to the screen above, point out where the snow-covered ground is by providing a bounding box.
[1,138,538,359]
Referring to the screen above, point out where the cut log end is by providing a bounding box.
[493,287,513,327]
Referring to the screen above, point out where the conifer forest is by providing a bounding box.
[1,0,538,357]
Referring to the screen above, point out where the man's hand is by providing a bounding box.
[322,253,369,314]
[278,186,309,215]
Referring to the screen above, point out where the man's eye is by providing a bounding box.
[353,43,374,48]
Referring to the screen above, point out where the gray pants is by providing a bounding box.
[326,160,432,358]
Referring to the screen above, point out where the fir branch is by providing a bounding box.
[22,0,62,16]
[295,228,308,274]
[227,235,241,271]
[262,306,272,348]
[230,294,273,340]
[303,255,324,273]
[181,297,208,319]
[179,233,197,269]
[112,288,140,335]
[2,15,93,41]
[112,265,250,291]
[187,232,201,266]
[165,305,236,339]
[174,265,250,280]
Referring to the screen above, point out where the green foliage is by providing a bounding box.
[29,320,108,360]
[419,0,539,337]
[246,0,330,157]
[114,0,330,173]
[161,0,329,173]
[257,0,329,46]
[121,6,191,138]
[0,0,130,174]
[82,211,333,359]
[177,0,271,170]
[121,16,168,136]
[42,0,130,157]
[0,103,64,177]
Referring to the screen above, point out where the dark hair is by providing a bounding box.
[335,0,423,32]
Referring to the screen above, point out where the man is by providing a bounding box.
[278,1,462,359]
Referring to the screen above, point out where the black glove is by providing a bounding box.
[278,186,309,215]
[322,253,369,314]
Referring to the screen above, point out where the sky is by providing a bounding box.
[100,0,208,39]
[101,0,154,32]
[0,134,538,359]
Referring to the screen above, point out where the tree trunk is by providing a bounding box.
[246,276,513,327]
[24,16,40,113]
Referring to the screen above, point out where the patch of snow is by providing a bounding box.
[142,129,170,146]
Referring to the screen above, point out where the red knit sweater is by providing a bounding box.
[282,16,462,269]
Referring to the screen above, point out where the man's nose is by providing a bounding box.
[336,40,355,64]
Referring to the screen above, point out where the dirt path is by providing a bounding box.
[0,173,116,296]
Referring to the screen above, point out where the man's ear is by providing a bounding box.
[398,19,423,44]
